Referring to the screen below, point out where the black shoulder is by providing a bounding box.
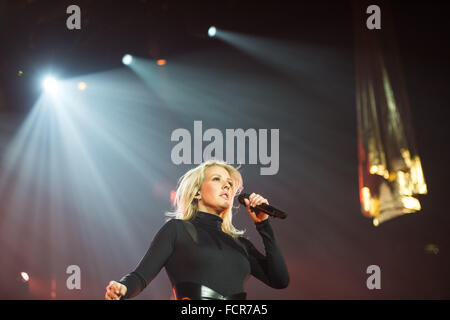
[164,218,181,225]
[153,218,181,239]
[159,218,178,228]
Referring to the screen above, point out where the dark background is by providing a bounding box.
[0,0,449,299]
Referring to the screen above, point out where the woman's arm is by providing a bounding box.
[240,193,289,288]
[117,219,179,299]
[241,219,290,289]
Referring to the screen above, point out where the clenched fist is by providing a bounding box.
[244,193,270,223]
[105,281,127,300]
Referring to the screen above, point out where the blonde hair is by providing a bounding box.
[166,160,245,238]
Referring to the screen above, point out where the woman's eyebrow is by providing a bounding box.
[212,174,233,182]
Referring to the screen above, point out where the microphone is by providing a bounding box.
[238,193,287,219]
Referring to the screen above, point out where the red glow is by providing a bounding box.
[156,59,166,66]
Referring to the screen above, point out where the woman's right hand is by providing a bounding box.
[105,281,127,300]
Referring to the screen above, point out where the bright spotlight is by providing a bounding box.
[20,272,29,282]
[43,76,58,91]
[78,82,87,91]
[122,54,133,65]
[208,26,216,37]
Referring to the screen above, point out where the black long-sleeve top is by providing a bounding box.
[119,211,289,299]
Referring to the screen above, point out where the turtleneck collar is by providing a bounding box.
[192,211,248,257]
[193,211,223,230]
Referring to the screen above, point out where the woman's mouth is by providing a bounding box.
[220,193,229,200]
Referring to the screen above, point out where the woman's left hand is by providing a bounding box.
[244,193,269,223]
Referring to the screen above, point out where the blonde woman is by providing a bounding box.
[105,160,289,300]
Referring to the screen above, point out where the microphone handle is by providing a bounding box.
[252,203,287,219]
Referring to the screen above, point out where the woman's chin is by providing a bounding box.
[216,200,230,211]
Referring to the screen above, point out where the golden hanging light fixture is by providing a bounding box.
[353,0,427,226]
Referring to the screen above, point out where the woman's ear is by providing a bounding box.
[194,191,201,200]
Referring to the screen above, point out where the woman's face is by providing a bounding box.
[197,166,235,215]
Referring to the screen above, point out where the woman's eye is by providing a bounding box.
[212,176,232,186]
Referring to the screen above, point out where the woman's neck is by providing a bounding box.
[197,206,227,218]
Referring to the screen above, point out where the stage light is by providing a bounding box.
[122,54,133,65]
[156,59,166,66]
[78,82,87,91]
[43,76,58,92]
[208,26,216,37]
[425,244,439,255]
[373,219,379,227]
[20,272,29,282]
